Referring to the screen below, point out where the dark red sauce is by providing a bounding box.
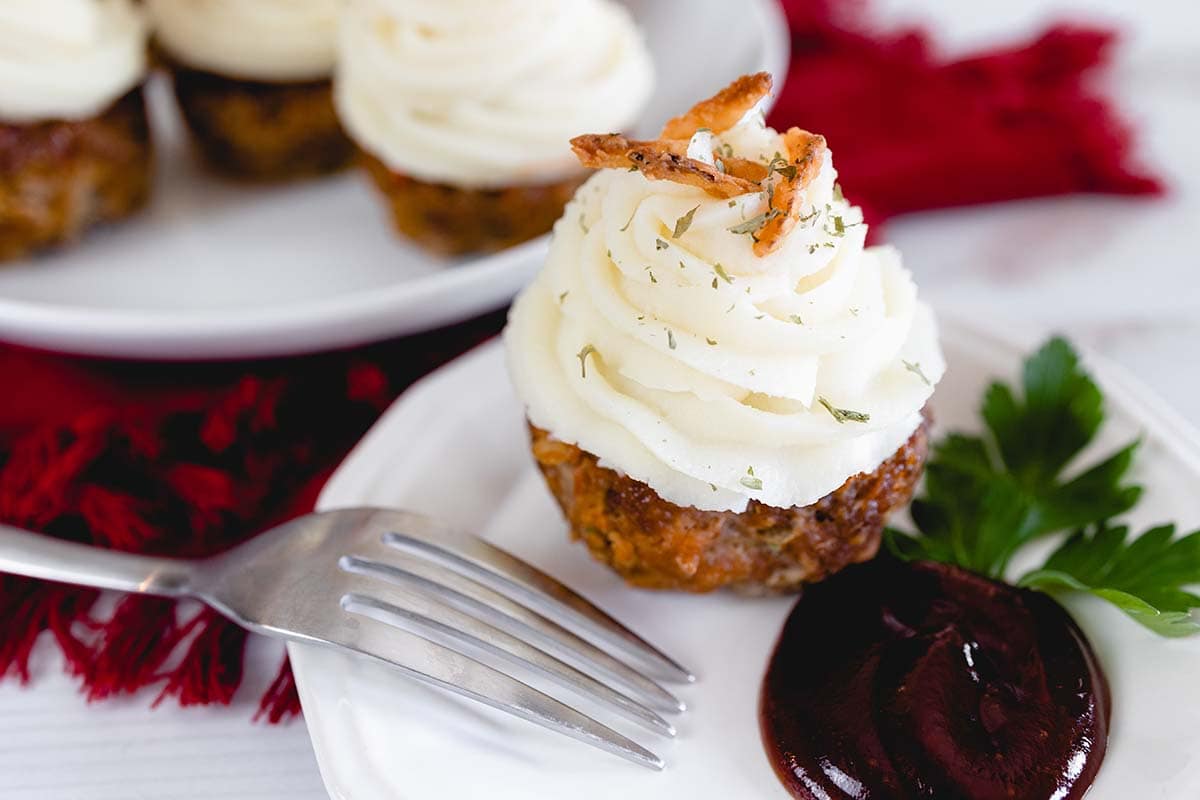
[760,558,1110,800]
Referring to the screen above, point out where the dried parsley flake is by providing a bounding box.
[673,205,699,238]
[818,396,870,424]
[576,345,597,378]
[903,360,932,387]
[740,466,763,490]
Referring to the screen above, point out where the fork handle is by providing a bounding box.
[0,524,194,597]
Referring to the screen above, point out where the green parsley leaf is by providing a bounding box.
[666,329,676,350]
[986,337,1105,486]
[714,263,734,284]
[655,238,669,251]
[1019,522,1200,637]
[706,337,718,346]
[885,336,1142,579]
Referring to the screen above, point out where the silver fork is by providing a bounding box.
[0,507,692,769]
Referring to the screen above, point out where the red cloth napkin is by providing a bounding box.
[0,1,1162,723]
[771,0,1161,223]
[0,312,505,720]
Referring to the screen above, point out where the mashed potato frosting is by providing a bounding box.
[147,0,343,82]
[335,0,655,188]
[0,0,147,122]
[505,105,944,513]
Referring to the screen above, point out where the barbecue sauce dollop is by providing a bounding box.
[760,558,1110,800]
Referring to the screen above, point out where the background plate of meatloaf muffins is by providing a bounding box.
[298,311,1200,800]
[0,0,788,360]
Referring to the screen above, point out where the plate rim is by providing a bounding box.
[0,235,548,360]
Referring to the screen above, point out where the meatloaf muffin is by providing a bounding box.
[0,89,152,261]
[147,0,349,181]
[169,64,352,181]
[360,153,584,255]
[335,0,654,254]
[531,419,929,593]
[504,75,946,593]
[0,0,150,261]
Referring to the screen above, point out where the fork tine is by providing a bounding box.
[342,551,685,713]
[338,578,675,736]
[326,607,664,770]
[376,522,694,683]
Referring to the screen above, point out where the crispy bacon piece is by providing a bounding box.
[570,75,830,250]
[570,132,686,164]
[570,134,760,199]
[753,128,828,257]
[722,157,770,183]
[660,72,773,140]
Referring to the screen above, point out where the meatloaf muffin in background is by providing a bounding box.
[504,74,945,593]
[147,0,351,180]
[0,0,151,261]
[334,0,654,255]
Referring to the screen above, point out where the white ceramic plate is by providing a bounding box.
[299,313,1200,800]
[0,0,788,360]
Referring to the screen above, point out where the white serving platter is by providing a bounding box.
[0,0,788,360]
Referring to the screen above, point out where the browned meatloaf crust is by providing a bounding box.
[361,151,584,256]
[530,417,930,593]
[169,63,353,180]
[0,88,152,262]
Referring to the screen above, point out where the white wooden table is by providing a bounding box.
[2,1,1197,797]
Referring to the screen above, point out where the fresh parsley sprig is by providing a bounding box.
[886,336,1200,636]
